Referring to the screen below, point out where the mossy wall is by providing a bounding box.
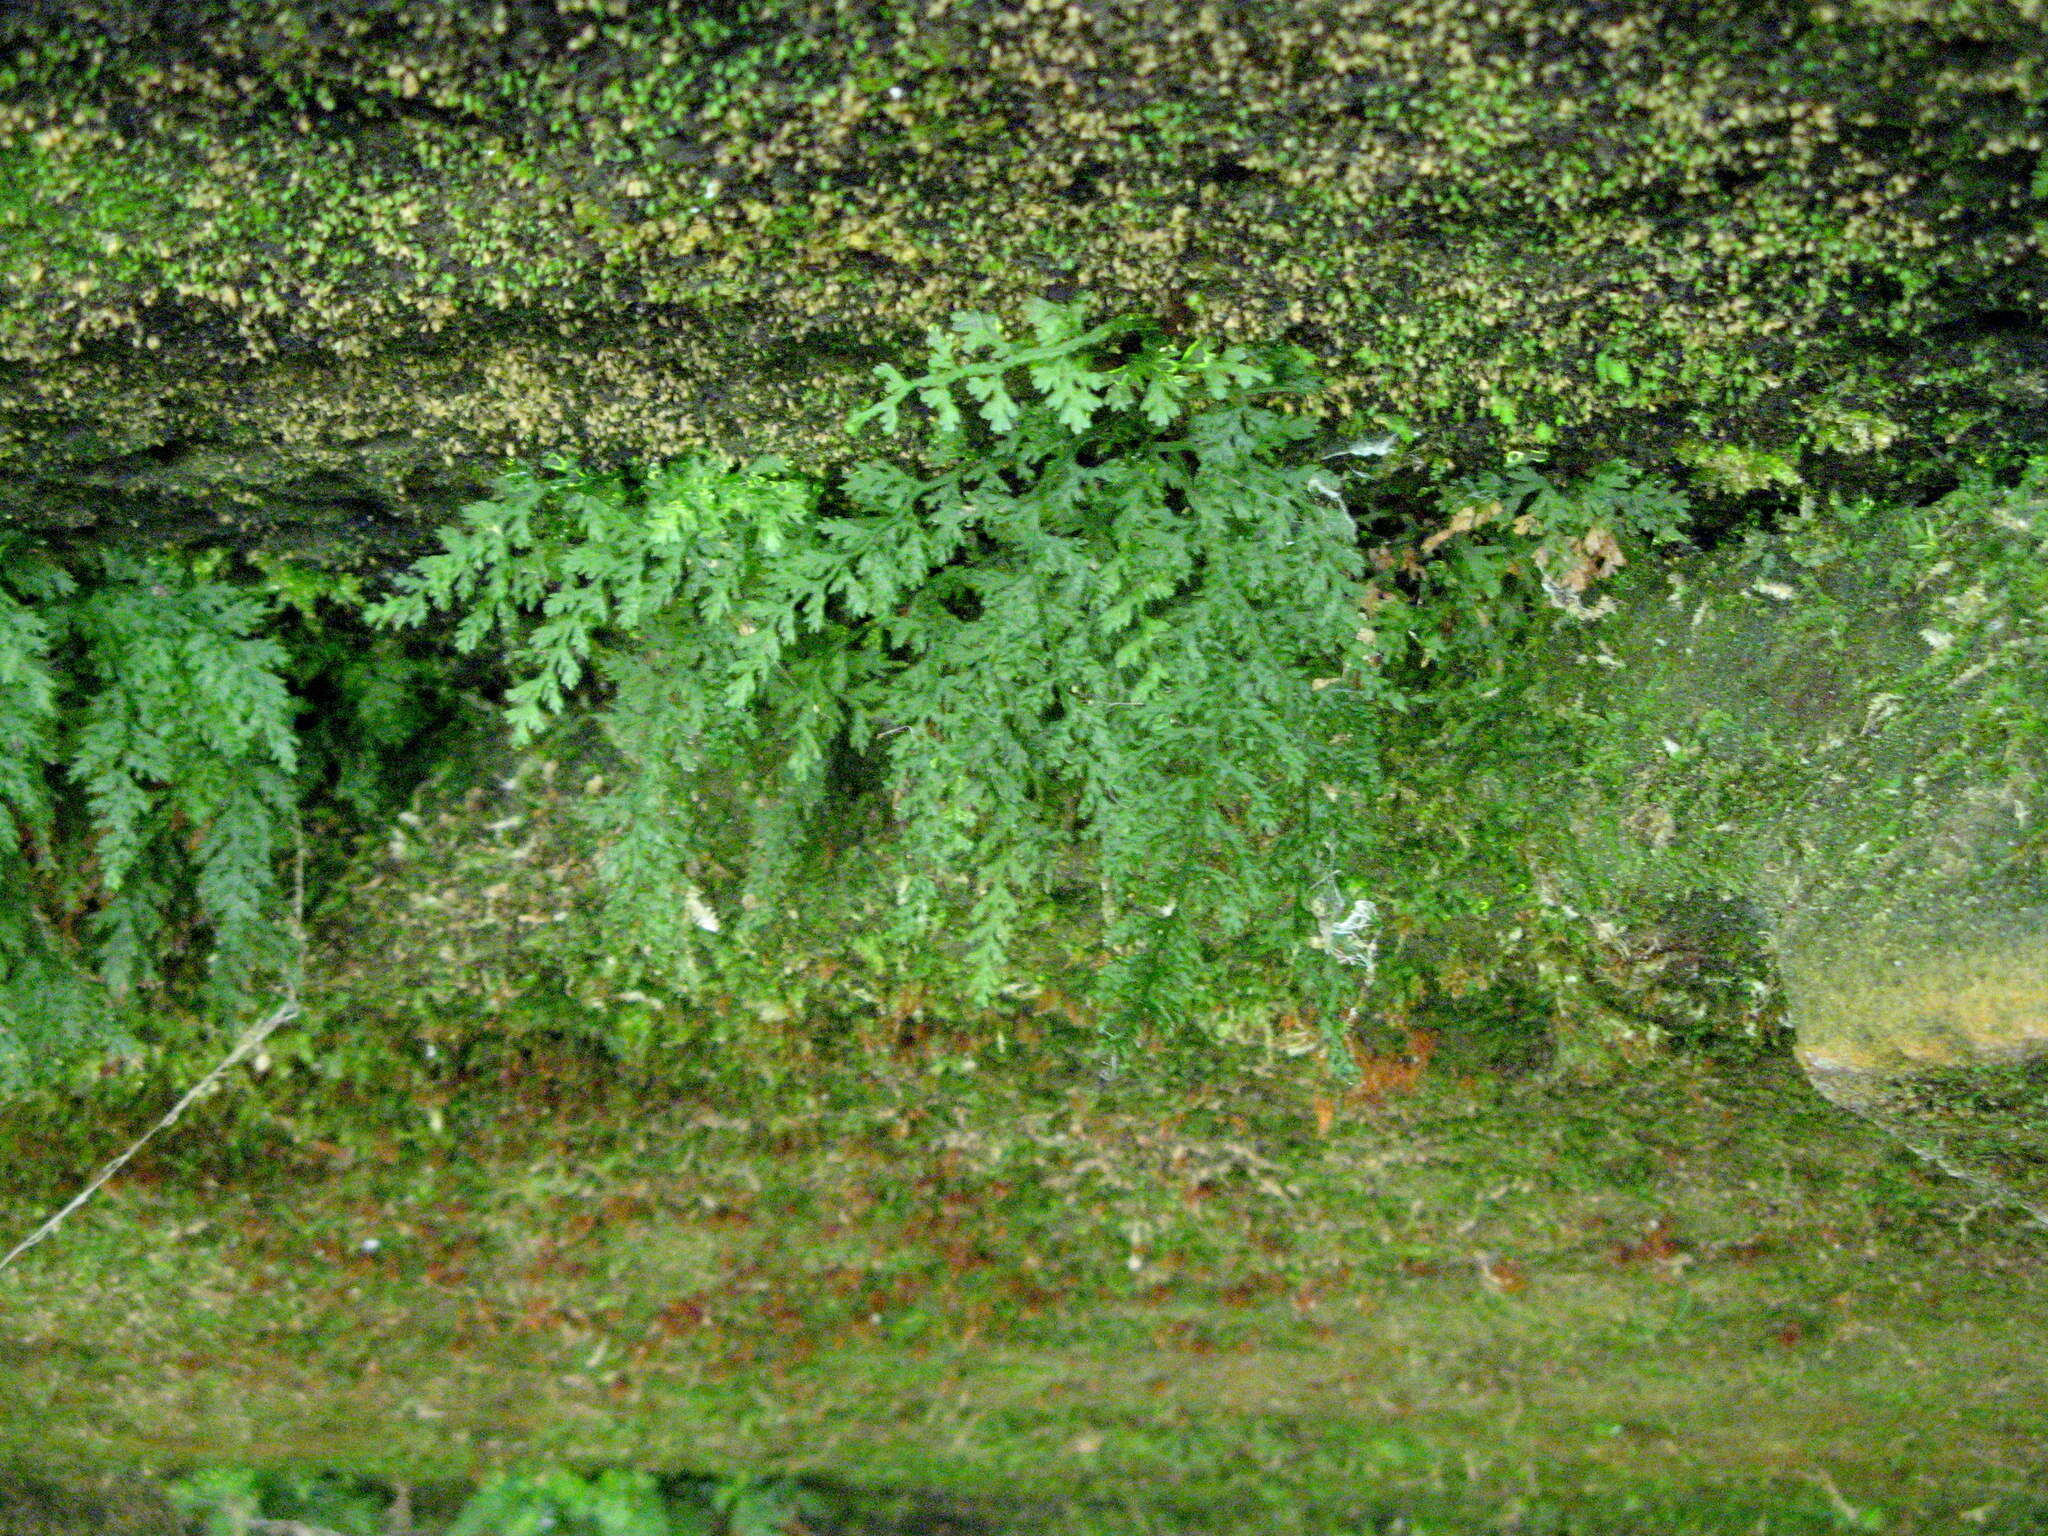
[0,0,2043,552]
[1519,467,2048,1074]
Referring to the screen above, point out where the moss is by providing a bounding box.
[0,1,2043,546]
[2,1039,2046,1532]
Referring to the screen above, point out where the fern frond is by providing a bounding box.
[363,307,1703,1047]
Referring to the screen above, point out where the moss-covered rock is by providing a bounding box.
[1,1,2043,552]
[1529,470,2046,1060]
[1518,463,2048,1212]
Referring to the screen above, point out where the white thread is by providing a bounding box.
[0,815,310,1276]
[0,998,302,1275]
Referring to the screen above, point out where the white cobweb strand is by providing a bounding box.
[0,817,311,1278]
[0,998,301,1275]
[1310,872,1379,974]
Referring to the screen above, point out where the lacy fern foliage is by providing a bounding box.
[370,301,1405,1023]
[0,303,1703,1078]
[0,547,305,1082]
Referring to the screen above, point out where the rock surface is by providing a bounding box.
[2,2,2044,551]
[1528,467,2048,1207]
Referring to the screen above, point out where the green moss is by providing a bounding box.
[0,1,2042,537]
[1,1035,2044,1532]
[0,139,175,287]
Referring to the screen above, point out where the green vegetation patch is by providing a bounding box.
[0,0,2043,544]
[0,1024,2042,1533]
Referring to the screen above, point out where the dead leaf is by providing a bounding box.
[1607,1217,1684,1266]
[1476,1254,1527,1295]
[1342,1027,1436,1103]
[1577,524,1625,574]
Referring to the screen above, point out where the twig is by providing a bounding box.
[1885,1123,2048,1233]
[1803,1466,1871,1528]
[1804,1061,2048,1233]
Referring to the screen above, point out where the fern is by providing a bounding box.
[805,301,1388,1012]
[0,552,92,1081]
[0,545,106,1082]
[60,550,300,1001]
[365,301,1702,1044]
[369,302,1405,1024]
[0,549,65,916]
[0,545,312,1081]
